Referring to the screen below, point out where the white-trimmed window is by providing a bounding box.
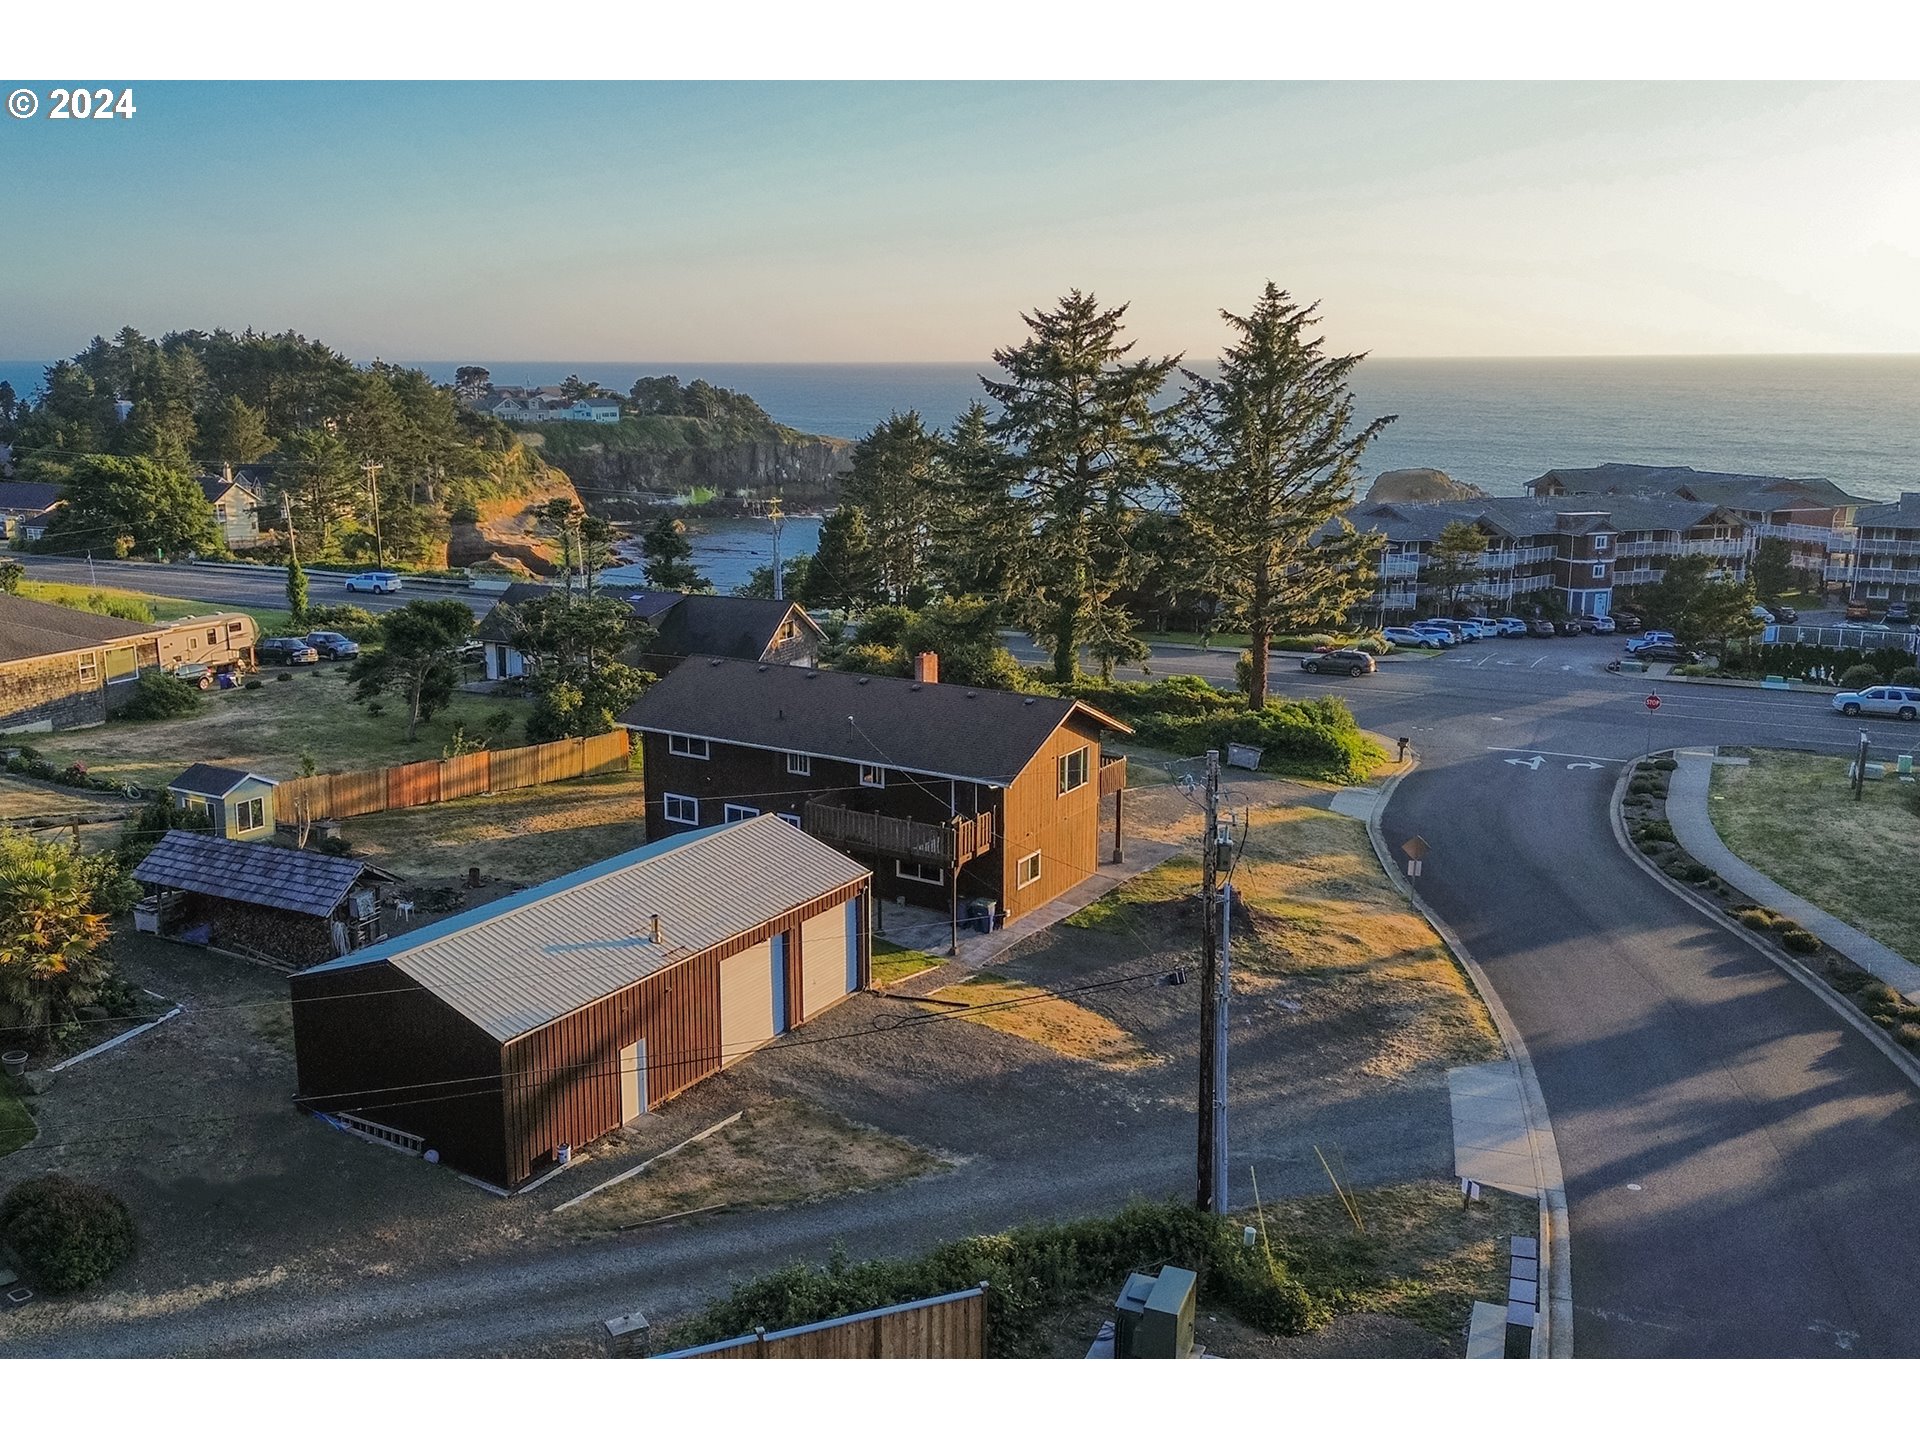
[1057,745,1091,795]
[859,764,885,788]
[723,803,760,823]
[1015,851,1042,889]
[668,734,709,759]
[77,652,98,683]
[235,797,265,832]
[663,793,699,825]
[896,859,945,886]
[778,812,802,827]
[1593,534,1609,552]
[1591,564,1606,579]
[787,752,811,776]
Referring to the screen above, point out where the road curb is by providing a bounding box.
[1362,761,1573,1359]
[1609,755,1920,1092]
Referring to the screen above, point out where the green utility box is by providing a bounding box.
[1113,1266,1197,1358]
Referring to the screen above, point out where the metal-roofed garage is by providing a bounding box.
[288,814,872,1190]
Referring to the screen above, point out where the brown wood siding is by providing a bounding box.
[996,716,1107,922]
[289,962,509,1184]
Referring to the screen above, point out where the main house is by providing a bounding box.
[290,815,871,1190]
[474,585,823,681]
[0,479,64,543]
[1344,494,1749,619]
[618,655,1131,931]
[1851,493,1920,608]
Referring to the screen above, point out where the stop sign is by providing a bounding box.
[1645,694,1662,711]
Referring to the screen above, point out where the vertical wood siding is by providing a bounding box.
[996,716,1106,922]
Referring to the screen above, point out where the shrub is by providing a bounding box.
[314,835,353,857]
[1840,664,1880,691]
[1629,778,1657,796]
[1634,820,1675,845]
[1892,666,1920,688]
[1652,757,1678,772]
[118,669,201,722]
[243,677,263,690]
[1778,927,1821,954]
[299,603,380,640]
[0,1175,137,1294]
[1734,907,1776,931]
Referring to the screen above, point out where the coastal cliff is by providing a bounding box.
[540,434,853,516]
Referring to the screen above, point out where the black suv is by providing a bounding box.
[257,637,320,665]
[1632,641,1697,664]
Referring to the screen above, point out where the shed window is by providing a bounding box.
[778,812,802,827]
[668,734,709,759]
[663,793,699,825]
[723,803,760,823]
[896,859,945,885]
[1058,745,1091,795]
[77,652,98,683]
[787,752,811,776]
[235,797,265,832]
[859,764,885,789]
[1016,851,1042,889]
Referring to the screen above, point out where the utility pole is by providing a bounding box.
[362,460,385,568]
[280,493,299,569]
[1213,876,1232,1214]
[1196,748,1222,1212]
[769,493,786,602]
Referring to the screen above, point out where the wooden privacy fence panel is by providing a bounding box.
[656,1286,987,1360]
[274,731,630,821]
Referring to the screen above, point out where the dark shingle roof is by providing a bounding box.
[167,763,271,797]
[642,593,820,664]
[473,583,558,644]
[133,831,381,918]
[1528,463,1875,509]
[0,480,64,514]
[1858,493,1920,530]
[0,593,164,665]
[618,658,1129,785]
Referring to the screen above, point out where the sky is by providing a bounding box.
[4,80,1920,363]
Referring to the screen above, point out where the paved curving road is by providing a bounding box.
[11,554,493,618]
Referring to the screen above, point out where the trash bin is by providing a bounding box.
[980,900,998,933]
[2,1051,27,1079]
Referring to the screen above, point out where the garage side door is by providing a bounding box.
[801,902,855,1021]
[719,939,776,1066]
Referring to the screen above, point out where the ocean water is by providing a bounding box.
[7,354,1917,502]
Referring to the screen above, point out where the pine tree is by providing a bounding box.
[982,291,1179,683]
[928,402,1025,600]
[1425,522,1488,615]
[286,556,308,623]
[802,505,882,611]
[640,516,709,592]
[1176,284,1393,708]
[843,412,938,605]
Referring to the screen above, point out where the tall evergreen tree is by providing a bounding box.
[286,556,308,623]
[983,292,1179,683]
[928,401,1026,600]
[1425,521,1487,615]
[1176,284,1393,708]
[801,504,882,611]
[198,395,274,465]
[1749,536,1795,605]
[640,516,710,592]
[842,411,938,605]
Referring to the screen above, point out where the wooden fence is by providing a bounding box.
[276,730,630,821]
[653,1284,988,1360]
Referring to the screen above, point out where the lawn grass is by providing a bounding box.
[0,1075,36,1158]
[341,767,647,885]
[926,971,1155,1068]
[17,578,291,634]
[1708,748,1920,964]
[32,673,535,790]
[1254,1178,1534,1337]
[871,939,941,988]
[553,1097,945,1233]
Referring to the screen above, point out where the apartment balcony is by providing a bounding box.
[1856,538,1920,558]
[804,801,996,868]
[1380,558,1422,577]
[1756,521,1848,546]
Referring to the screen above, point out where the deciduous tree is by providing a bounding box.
[348,598,475,740]
[1635,554,1764,654]
[48,454,218,557]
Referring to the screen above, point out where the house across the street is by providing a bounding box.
[132,829,396,965]
[165,763,278,841]
[289,814,872,1190]
[618,654,1131,932]
[197,465,264,550]
[474,586,823,681]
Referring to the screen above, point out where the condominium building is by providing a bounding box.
[1850,494,1920,606]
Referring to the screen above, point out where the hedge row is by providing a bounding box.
[1722,643,1917,685]
[661,1199,1325,1357]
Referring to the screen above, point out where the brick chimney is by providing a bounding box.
[913,651,939,684]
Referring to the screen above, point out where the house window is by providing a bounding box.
[187,796,208,815]
[1592,564,1606,580]
[778,812,802,827]
[235,797,265,832]
[667,734,709,759]
[1593,535,1609,552]
[1058,746,1091,795]
[723,804,760,823]
[1015,851,1043,889]
[77,652,98,683]
[214,504,228,522]
[859,764,885,788]
[787,752,811,776]
[663,793,699,826]
[896,859,945,886]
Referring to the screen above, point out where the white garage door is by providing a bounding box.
[719,938,777,1066]
[802,902,855,1021]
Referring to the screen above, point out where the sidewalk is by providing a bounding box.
[1666,749,1920,999]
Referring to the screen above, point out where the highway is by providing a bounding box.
[11,554,494,618]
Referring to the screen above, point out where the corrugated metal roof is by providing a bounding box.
[133,831,374,917]
[302,814,871,1043]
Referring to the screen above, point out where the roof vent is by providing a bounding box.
[857,677,870,685]
[966,691,977,698]
[910,683,922,691]
[1024,697,1036,705]
[758,665,768,672]
[708,658,723,667]
[649,913,662,945]
[777,707,785,720]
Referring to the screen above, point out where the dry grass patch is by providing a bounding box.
[871,939,942,988]
[926,972,1155,1068]
[554,1098,945,1233]
[341,768,648,885]
[1708,748,1920,964]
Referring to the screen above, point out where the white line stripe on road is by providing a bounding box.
[1486,746,1629,764]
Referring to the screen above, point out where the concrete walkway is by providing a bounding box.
[1666,748,1920,1000]
[1447,1062,1540,1197]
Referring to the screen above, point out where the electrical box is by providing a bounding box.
[1112,1266,1197,1358]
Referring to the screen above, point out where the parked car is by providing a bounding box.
[1383,626,1443,649]
[1612,612,1645,634]
[1527,619,1558,637]
[1626,631,1677,652]
[1887,602,1912,626]
[1495,617,1530,636]
[1554,619,1584,636]
[1580,615,1617,634]
[1460,616,1499,638]
[257,637,321,665]
[1631,642,1698,664]
[1770,604,1798,623]
[345,570,403,594]
[1750,604,1776,623]
[303,630,360,659]
[1845,600,1873,622]
[1301,649,1376,677]
[1409,623,1457,647]
[1832,685,1920,720]
[1430,619,1477,643]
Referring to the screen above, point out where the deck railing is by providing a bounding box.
[1099,752,1128,796]
[804,801,995,867]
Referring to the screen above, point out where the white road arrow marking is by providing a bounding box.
[1505,756,1545,770]
[1566,761,1604,770]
